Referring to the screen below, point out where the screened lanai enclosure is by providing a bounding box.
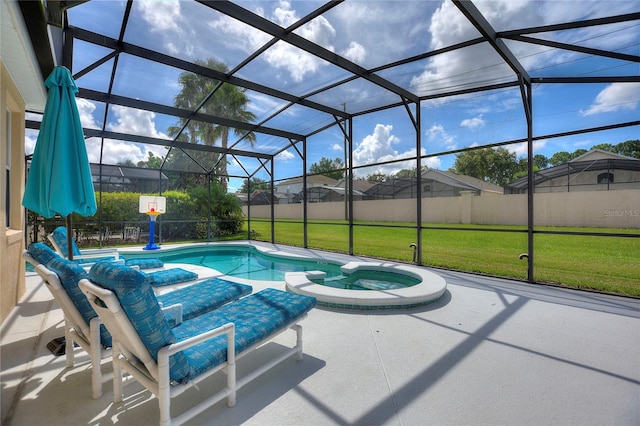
[21,1,639,294]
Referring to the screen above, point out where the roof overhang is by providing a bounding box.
[1,0,48,111]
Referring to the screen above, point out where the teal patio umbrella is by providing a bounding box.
[22,66,97,259]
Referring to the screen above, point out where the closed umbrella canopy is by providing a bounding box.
[22,66,97,257]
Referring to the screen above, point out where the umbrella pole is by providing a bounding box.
[66,215,74,260]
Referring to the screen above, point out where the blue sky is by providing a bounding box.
[25,0,639,192]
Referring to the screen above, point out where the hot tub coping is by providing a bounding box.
[285,261,447,309]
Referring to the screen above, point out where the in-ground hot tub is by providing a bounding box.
[286,261,447,310]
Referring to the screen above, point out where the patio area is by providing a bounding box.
[2,245,639,425]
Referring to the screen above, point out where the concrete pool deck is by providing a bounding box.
[2,242,639,425]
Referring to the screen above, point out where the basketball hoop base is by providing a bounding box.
[143,242,160,251]
[144,211,162,250]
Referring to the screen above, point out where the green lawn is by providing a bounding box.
[246,219,640,297]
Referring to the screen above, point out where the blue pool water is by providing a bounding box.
[312,270,420,291]
[123,245,344,281]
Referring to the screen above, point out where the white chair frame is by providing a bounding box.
[24,252,179,399]
[24,251,112,399]
[79,278,307,426]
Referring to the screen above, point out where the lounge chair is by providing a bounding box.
[79,261,316,425]
[124,226,141,242]
[23,244,252,399]
[48,226,121,263]
[48,226,165,269]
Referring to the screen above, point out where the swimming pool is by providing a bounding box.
[123,242,448,310]
[122,244,344,281]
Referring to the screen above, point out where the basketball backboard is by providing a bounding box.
[139,195,166,214]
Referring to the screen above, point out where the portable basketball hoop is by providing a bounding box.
[139,196,166,250]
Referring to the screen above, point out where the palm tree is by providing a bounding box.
[169,58,257,192]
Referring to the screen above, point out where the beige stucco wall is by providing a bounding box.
[1,62,27,324]
[243,188,639,229]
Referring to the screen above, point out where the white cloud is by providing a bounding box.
[24,131,37,156]
[411,0,640,98]
[273,0,298,27]
[208,11,270,55]
[331,1,434,68]
[341,41,366,64]
[84,106,170,165]
[137,1,182,33]
[209,1,336,83]
[580,83,640,116]
[276,149,295,160]
[411,1,519,95]
[460,115,485,129]
[76,99,100,130]
[352,123,438,175]
[86,137,143,165]
[331,143,343,151]
[107,106,168,140]
[248,92,290,119]
[512,139,547,157]
[136,0,201,58]
[353,124,400,166]
[427,124,456,150]
[424,156,442,169]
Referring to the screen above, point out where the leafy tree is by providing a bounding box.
[511,158,539,180]
[590,143,615,152]
[137,151,164,169]
[450,147,521,186]
[533,154,549,170]
[391,166,428,179]
[162,148,212,190]
[239,177,269,193]
[366,172,388,183]
[572,148,588,159]
[188,183,244,237]
[548,151,572,167]
[549,149,588,166]
[169,58,257,193]
[394,168,418,178]
[309,157,345,180]
[547,141,639,167]
[612,140,639,158]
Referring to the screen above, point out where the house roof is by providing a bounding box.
[0,0,47,110]
[90,164,168,181]
[570,149,638,162]
[334,178,376,192]
[427,169,503,194]
[277,175,338,187]
[504,150,640,191]
[365,169,502,197]
[307,186,364,197]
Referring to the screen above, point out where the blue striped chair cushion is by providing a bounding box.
[47,257,112,347]
[145,268,198,287]
[173,288,316,380]
[125,257,164,270]
[89,262,190,383]
[28,242,60,265]
[156,278,252,321]
[50,227,82,257]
